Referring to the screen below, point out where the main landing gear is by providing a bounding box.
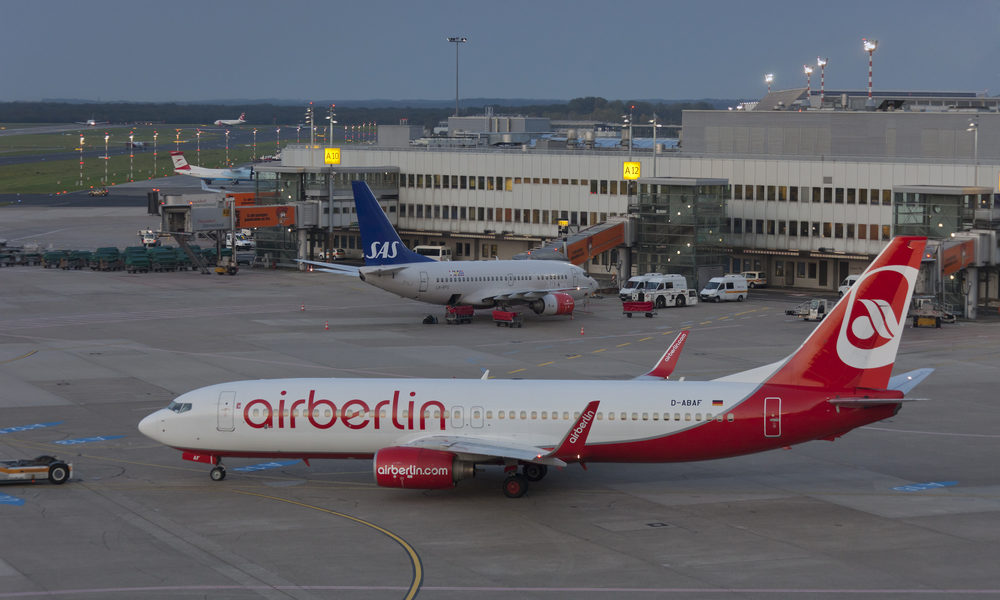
[502,463,549,498]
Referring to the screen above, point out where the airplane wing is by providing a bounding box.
[295,259,360,277]
[402,400,601,467]
[489,290,549,303]
[634,331,689,380]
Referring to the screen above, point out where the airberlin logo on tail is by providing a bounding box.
[567,408,595,444]
[366,241,400,260]
[835,265,916,369]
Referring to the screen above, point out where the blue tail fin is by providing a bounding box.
[352,181,433,266]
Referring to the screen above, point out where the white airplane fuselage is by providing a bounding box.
[360,259,596,308]
[138,377,894,463]
[178,164,253,183]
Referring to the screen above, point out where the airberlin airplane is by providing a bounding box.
[139,237,932,498]
[299,181,598,317]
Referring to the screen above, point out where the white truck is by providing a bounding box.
[633,273,695,308]
[700,274,748,302]
[619,273,658,301]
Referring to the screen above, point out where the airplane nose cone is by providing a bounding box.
[138,411,162,441]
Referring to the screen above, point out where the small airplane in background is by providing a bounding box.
[139,236,932,498]
[170,151,253,183]
[214,113,246,127]
[300,181,598,317]
[76,117,108,126]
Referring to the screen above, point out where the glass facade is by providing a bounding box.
[892,187,988,239]
[631,179,729,289]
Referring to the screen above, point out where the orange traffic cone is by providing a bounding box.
[300,304,305,311]
[580,326,585,335]
[324,320,329,331]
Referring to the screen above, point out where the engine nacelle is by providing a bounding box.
[373,446,474,489]
[530,292,575,316]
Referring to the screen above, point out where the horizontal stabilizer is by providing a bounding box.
[887,368,934,394]
[294,259,361,277]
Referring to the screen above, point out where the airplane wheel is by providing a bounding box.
[523,463,547,482]
[210,466,227,481]
[502,474,528,498]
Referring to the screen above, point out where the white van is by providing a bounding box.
[619,273,658,301]
[838,274,860,297]
[741,271,767,288]
[634,273,692,308]
[414,245,452,261]
[700,274,748,302]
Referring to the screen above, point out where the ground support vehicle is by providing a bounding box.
[741,271,768,288]
[123,247,151,273]
[0,456,71,485]
[42,250,68,268]
[148,247,178,272]
[492,309,523,327]
[618,273,658,301]
[446,305,474,324]
[700,274,748,302]
[785,298,831,321]
[61,250,91,270]
[622,300,656,318]
[910,296,957,328]
[88,188,109,197]
[89,247,123,271]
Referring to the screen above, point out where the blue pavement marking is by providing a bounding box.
[0,493,25,506]
[0,422,62,435]
[54,435,126,445]
[893,481,958,492]
[233,460,300,473]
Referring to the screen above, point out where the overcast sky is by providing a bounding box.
[4,0,999,103]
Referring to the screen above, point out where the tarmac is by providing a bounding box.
[1,200,1000,599]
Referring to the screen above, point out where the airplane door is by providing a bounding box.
[419,271,429,293]
[451,406,464,429]
[217,391,236,432]
[764,397,781,437]
[507,273,514,287]
[471,406,484,428]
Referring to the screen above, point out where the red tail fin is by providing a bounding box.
[765,236,926,390]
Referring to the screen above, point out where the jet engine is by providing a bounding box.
[529,292,575,316]
[373,446,475,489]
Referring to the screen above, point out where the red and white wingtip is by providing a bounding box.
[643,330,689,379]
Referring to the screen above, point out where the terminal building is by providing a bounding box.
[250,88,1000,319]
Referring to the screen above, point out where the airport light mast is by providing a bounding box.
[816,57,828,104]
[225,129,230,166]
[306,102,315,146]
[103,132,109,185]
[863,38,878,100]
[446,36,467,117]
[968,118,979,184]
[153,131,158,177]
[803,64,813,99]
[78,134,84,187]
[196,129,202,165]
[764,73,774,93]
[649,113,661,177]
[128,131,134,182]
[327,104,337,145]
[252,128,258,162]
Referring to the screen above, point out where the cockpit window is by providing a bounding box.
[167,401,192,413]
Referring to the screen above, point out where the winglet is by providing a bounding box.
[643,330,689,379]
[545,400,600,462]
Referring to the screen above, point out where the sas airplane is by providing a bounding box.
[139,236,932,498]
[213,112,246,127]
[300,181,598,317]
[170,151,253,184]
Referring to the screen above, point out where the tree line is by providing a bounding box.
[0,98,717,131]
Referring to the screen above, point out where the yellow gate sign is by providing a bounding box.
[623,161,640,180]
[324,147,341,164]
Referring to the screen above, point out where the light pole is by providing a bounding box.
[306,102,314,146]
[296,125,301,143]
[196,129,202,165]
[803,65,813,99]
[764,73,774,93]
[816,57,828,104]
[649,113,662,177]
[79,134,84,187]
[153,130,158,177]
[863,38,878,101]
[252,128,258,161]
[446,36,467,117]
[128,131,134,181]
[967,118,979,184]
[276,126,281,155]
[103,132,109,185]
[327,104,337,144]
[622,105,634,160]
[225,129,230,166]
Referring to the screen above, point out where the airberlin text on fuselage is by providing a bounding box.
[243,390,445,431]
